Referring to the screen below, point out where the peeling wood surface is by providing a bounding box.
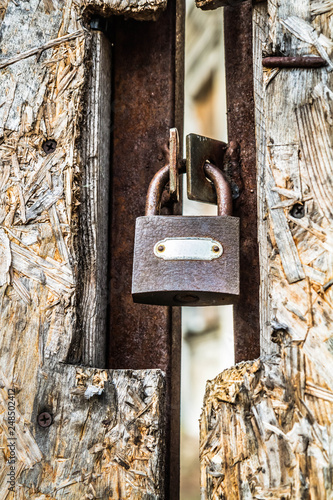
[0,0,167,497]
[255,0,333,364]
[200,344,333,499]
[77,31,111,369]
[1,367,165,499]
[201,0,333,497]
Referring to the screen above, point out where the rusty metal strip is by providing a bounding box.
[196,0,263,9]
[107,2,184,497]
[263,56,327,68]
[197,0,246,9]
[224,1,260,362]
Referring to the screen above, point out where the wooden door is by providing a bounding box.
[0,1,183,498]
[199,1,333,498]
[2,0,333,498]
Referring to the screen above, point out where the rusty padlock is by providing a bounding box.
[131,162,239,306]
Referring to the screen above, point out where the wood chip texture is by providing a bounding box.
[0,0,166,498]
[201,0,333,497]
[200,347,333,499]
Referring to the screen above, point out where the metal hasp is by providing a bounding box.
[132,162,239,306]
[186,133,227,204]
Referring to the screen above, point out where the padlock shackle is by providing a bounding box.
[145,162,232,216]
[204,162,232,216]
[145,164,170,216]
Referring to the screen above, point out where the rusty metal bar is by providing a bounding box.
[224,0,260,362]
[263,56,327,69]
[107,2,184,497]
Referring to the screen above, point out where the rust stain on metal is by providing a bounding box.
[108,2,178,370]
[224,0,260,362]
[108,2,184,497]
[132,164,238,307]
[132,215,239,306]
[263,56,327,68]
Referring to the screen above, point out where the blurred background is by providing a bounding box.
[180,2,234,499]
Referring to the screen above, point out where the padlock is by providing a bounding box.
[131,162,239,306]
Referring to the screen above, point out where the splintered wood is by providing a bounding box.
[200,350,333,499]
[201,1,333,498]
[0,367,165,499]
[0,0,166,498]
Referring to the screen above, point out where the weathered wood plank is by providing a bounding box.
[266,164,305,284]
[1,366,165,499]
[31,368,165,499]
[256,0,333,355]
[76,30,111,368]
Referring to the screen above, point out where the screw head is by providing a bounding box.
[42,139,57,155]
[290,203,305,219]
[157,245,165,252]
[37,412,53,428]
[212,245,220,253]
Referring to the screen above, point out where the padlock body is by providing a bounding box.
[132,216,239,306]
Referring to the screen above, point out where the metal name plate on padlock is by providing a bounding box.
[131,162,239,306]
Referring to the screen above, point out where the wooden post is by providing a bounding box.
[200,0,333,497]
[0,1,182,498]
